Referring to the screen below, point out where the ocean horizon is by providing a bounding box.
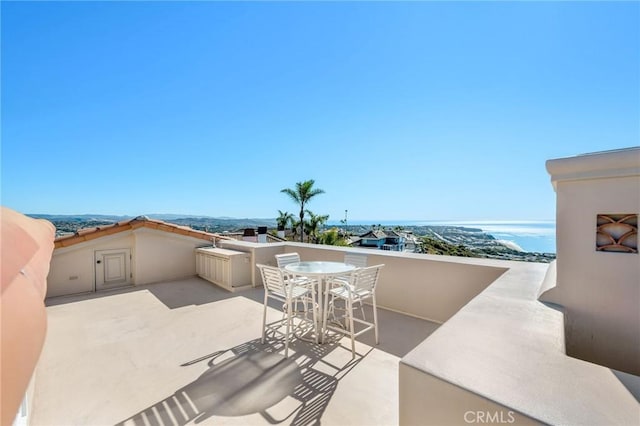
[328,219,557,254]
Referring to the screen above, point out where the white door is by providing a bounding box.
[95,249,132,290]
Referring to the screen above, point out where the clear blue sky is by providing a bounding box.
[2,1,638,222]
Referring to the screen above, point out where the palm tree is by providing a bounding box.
[318,227,349,246]
[281,180,325,242]
[304,211,329,243]
[289,219,301,241]
[276,210,294,231]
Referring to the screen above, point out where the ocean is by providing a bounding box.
[330,220,557,254]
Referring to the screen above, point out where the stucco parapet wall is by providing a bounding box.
[54,217,230,248]
[1,208,56,425]
[400,261,640,425]
[546,146,640,186]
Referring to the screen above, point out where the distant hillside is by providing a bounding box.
[418,236,555,263]
[419,236,478,257]
[166,217,275,233]
[29,213,131,222]
[28,214,277,236]
[29,213,275,223]
[33,214,555,263]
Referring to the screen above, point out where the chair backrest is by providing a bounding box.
[275,252,301,268]
[352,264,384,293]
[344,253,367,268]
[256,264,287,295]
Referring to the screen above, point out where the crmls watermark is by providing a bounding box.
[464,410,516,424]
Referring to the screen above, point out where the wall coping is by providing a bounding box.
[546,146,640,186]
[400,260,640,424]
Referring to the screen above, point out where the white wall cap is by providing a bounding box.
[546,147,640,186]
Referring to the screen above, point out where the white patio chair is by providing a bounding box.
[275,252,302,267]
[323,264,384,357]
[257,264,318,357]
[343,253,368,268]
[275,252,312,287]
[327,252,368,320]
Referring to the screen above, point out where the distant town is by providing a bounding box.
[32,214,556,263]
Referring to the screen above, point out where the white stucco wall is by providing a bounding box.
[400,260,639,426]
[47,228,210,298]
[241,243,507,323]
[132,228,207,285]
[544,147,640,375]
[47,233,134,298]
[399,363,540,426]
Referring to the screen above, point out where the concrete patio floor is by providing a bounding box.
[33,277,439,426]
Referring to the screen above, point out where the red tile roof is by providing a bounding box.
[54,216,229,249]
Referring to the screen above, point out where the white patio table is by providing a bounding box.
[284,261,356,343]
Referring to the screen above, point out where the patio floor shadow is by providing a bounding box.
[36,277,439,425]
[115,335,366,426]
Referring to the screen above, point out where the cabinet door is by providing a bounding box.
[206,256,215,281]
[212,257,229,286]
[198,253,212,281]
[196,253,204,276]
[212,257,221,284]
[221,258,230,286]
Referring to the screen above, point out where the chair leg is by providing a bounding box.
[262,292,268,344]
[302,295,309,320]
[311,286,319,344]
[285,299,292,358]
[321,289,329,345]
[330,295,342,324]
[328,294,336,321]
[322,280,331,344]
[373,294,379,344]
[348,296,356,358]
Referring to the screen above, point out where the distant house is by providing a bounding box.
[355,229,406,251]
[382,230,406,251]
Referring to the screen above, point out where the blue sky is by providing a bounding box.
[2,1,638,222]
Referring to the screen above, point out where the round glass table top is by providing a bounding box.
[284,261,355,275]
